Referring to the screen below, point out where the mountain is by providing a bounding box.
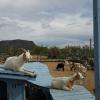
[0,39,36,53]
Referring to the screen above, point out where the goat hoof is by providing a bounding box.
[33,74,37,78]
[69,89,73,91]
[32,72,38,78]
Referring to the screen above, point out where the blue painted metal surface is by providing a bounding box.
[50,86,95,100]
[7,80,25,100]
[25,62,52,87]
[24,62,95,100]
[0,62,95,100]
[0,63,36,100]
[0,65,35,81]
[0,78,26,100]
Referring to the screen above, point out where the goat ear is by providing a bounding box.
[23,53,26,60]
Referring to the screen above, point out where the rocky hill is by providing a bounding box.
[0,39,36,53]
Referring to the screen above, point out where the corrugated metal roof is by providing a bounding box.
[24,62,52,87]
[0,62,95,100]
[24,62,95,100]
[0,64,35,81]
[0,62,52,84]
[50,85,95,100]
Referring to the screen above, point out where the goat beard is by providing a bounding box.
[24,60,28,63]
[23,55,29,63]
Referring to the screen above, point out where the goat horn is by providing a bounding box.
[19,48,27,52]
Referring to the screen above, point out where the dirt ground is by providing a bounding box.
[42,62,95,95]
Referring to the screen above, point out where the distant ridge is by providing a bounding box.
[0,39,36,53]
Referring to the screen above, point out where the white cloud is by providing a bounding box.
[0,13,93,43]
[0,0,12,7]
[0,0,93,47]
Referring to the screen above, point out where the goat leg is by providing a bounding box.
[62,86,72,91]
[19,67,37,78]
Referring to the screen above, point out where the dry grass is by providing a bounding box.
[42,62,95,95]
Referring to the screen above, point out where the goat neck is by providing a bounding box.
[69,73,78,82]
[65,74,77,89]
[18,53,27,63]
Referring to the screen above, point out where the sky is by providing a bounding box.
[0,0,93,47]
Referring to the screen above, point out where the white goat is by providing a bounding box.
[0,49,37,77]
[71,63,87,76]
[51,72,84,91]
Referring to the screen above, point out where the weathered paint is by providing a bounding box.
[0,66,35,81]
[25,62,52,87]
[7,80,25,100]
[25,62,95,100]
[0,62,95,100]
[0,63,36,100]
[50,85,95,100]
